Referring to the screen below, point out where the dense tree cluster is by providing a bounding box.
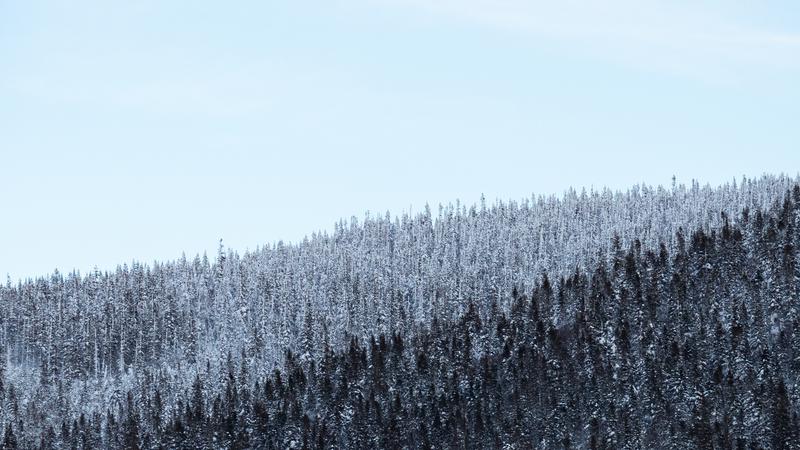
[0,176,799,448]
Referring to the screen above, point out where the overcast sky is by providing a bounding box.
[1,0,799,280]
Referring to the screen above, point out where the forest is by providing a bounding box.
[1,175,799,449]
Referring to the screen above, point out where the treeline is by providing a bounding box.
[0,176,795,382]
[1,184,799,448]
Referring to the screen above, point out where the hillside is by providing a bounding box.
[1,175,799,448]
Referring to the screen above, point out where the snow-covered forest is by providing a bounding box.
[1,174,800,449]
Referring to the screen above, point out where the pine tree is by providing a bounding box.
[2,423,17,450]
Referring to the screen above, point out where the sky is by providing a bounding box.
[1,0,799,280]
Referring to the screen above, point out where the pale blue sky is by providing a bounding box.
[1,0,799,280]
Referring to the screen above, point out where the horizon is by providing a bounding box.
[4,172,796,283]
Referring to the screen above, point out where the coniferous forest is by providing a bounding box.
[1,175,800,449]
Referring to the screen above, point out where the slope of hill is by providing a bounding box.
[1,175,799,448]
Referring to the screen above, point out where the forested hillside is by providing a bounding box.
[1,175,799,448]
